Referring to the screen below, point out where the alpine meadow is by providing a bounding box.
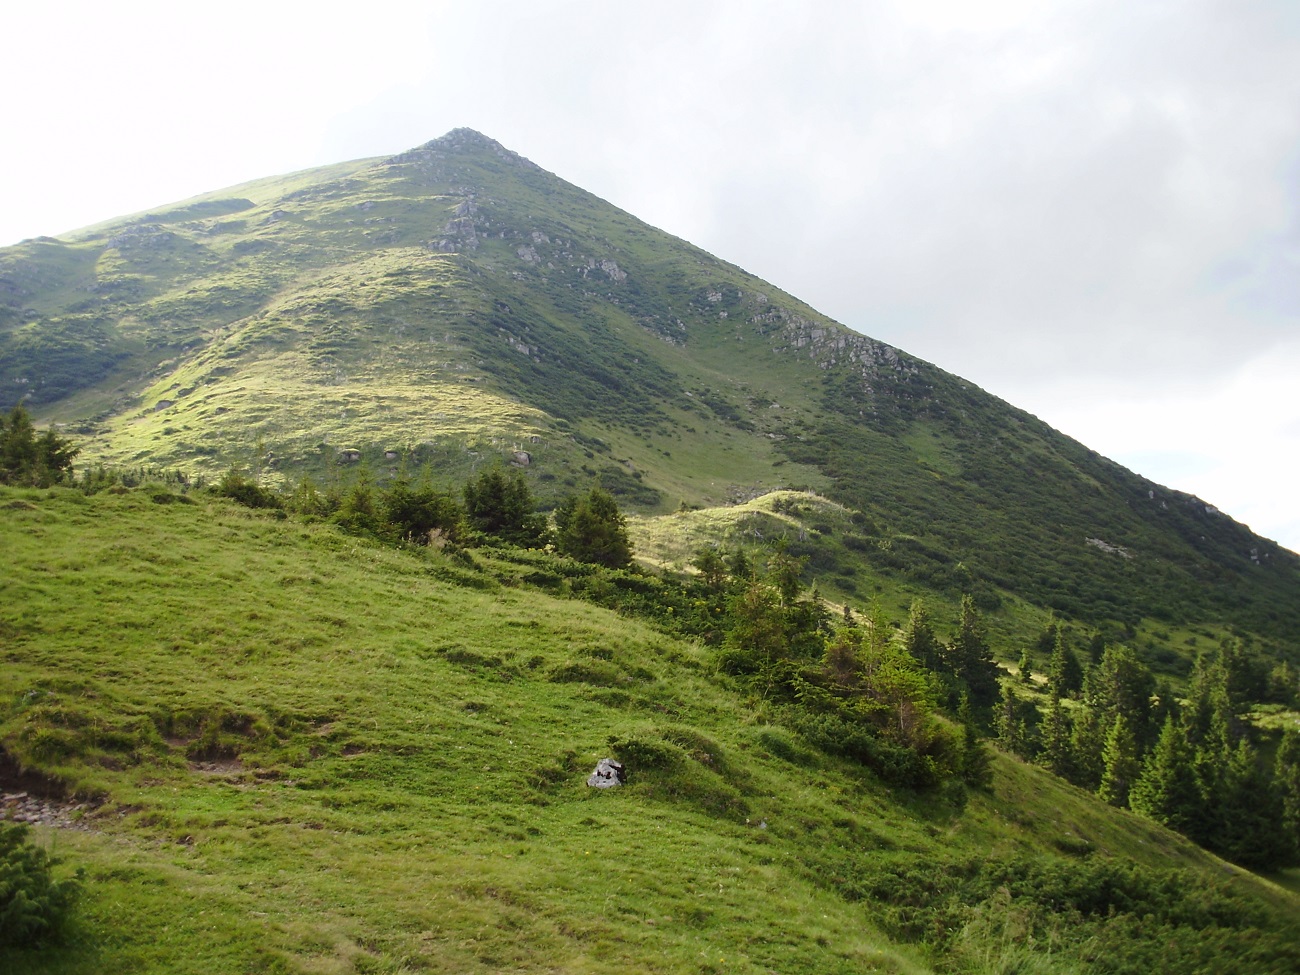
[2,129,1299,974]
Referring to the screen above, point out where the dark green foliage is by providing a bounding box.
[382,476,464,545]
[1038,697,1073,778]
[1214,738,1287,869]
[0,406,78,487]
[1129,716,1200,835]
[790,710,951,788]
[331,478,387,538]
[0,822,81,948]
[718,575,787,679]
[689,547,728,591]
[1016,646,1034,684]
[957,694,993,790]
[1275,730,1300,864]
[900,598,942,671]
[941,596,1001,707]
[1085,644,1156,749]
[994,683,1036,759]
[855,851,1300,974]
[463,465,548,547]
[553,486,631,567]
[212,468,283,510]
[1098,713,1141,807]
[1067,704,1106,790]
[1046,628,1084,699]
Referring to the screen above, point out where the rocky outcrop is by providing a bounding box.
[586,758,625,788]
[1,791,94,830]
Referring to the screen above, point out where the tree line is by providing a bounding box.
[0,405,78,487]
[214,463,632,569]
[999,624,1300,869]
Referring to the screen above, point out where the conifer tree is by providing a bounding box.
[1185,648,1244,748]
[719,575,786,679]
[1016,647,1034,685]
[945,595,1001,707]
[1047,629,1084,700]
[901,598,942,672]
[554,487,631,567]
[0,405,79,487]
[1097,713,1140,807]
[1038,697,1073,778]
[725,549,751,582]
[464,465,548,547]
[1129,715,1200,835]
[1215,737,1285,869]
[1034,618,1059,655]
[1086,645,1155,751]
[1274,729,1300,864]
[765,538,807,608]
[995,684,1032,758]
[1068,706,1106,790]
[691,548,728,591]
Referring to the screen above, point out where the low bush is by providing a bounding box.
[0,822,81,948]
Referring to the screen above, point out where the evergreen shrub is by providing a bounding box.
[0,822,81,949]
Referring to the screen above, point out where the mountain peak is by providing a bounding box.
[418,127,497,150]
[395,128,539,170]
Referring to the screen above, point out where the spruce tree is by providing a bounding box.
[691,548,729,591]
[1068,706,1105,790]
[946,595,1001,707]
[1129,715,1200,835]
[1046,629,1084,699]
[555,487,631,567]
[1274,729,1300,865]
[1097,713,1140,807]
[464,465,548,547]
[902,598,942,672]
[995,684,1032,758]
[1038,697,1073,778]
[1087,645,1155,751]
[1047,631,1068,700]
[1204,737,1287,869]
[1016,647,1034,685]
[0,405,79,487]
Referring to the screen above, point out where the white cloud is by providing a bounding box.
[3,0,1298,550]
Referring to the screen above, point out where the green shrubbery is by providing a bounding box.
[0,405,78,487]
[852,851,1300,974]
[0,823,81,949]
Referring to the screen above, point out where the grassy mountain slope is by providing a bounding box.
[3,129,1299,672]
[3,485,1297,974]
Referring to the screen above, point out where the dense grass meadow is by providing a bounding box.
[3,483,1298,974]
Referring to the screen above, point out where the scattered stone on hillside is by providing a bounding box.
[512,450,531,466]
[1,791,93,831]
[339,449,362,463]
[586,758,625,789]
[1085,537,1133,559]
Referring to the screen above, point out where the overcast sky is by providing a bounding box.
[6,0,1299,551]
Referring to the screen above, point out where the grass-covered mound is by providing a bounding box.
[2,484,1297,973]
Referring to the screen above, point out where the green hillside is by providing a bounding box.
[3,484,1297,974]
[4,130,1300,970]
[3,130,1298,668]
